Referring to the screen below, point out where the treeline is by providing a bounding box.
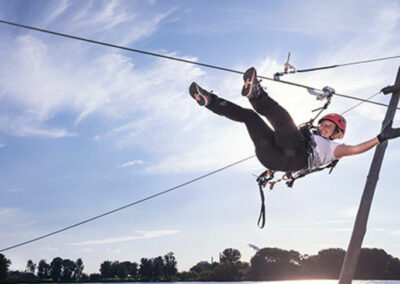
[1,247,400,283]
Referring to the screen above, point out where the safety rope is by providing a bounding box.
[274,52,400,77]
[0,19,399,111]
[0,155,255,253]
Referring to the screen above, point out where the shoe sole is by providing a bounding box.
[241,67,257,98]
[189,82,209,106]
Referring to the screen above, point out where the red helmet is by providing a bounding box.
[318,113,346,135]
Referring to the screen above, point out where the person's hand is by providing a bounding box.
[377,120,400,143]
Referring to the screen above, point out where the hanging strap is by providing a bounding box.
[257,182,266,228]
[256,170,275,228]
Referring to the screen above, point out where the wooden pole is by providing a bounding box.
[338,66,400,284]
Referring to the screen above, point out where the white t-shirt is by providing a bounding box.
[310,134,341,168]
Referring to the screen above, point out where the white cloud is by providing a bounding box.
[340,207,358,219]
[43,0,71,25]
[54,0,174,47]
[40,246,59,252]
[281,220,352,228]
[0,1,175,138]
[116,159,144,168]
[68,230,180,246]
[0,114,77,138]
[3,188,22,193]
[1,0,399,172]
[0,207,37,228]
[329,228,352,232]
[0,208,22,218]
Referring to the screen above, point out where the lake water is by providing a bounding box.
[44,281,400,284]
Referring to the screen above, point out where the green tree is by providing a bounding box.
[178,271,197,281]
[50,257,63,281]
[356,248,392,279]
[115,261,128,279]
[220,248,241,264]
[0,254,11,283]
[61,259,75,281]
[189,261,218,280]
[26,259,36,274]
[301,248,345,279]
[127,261,138,279]
[214,262,242,281]
[214,248,245,281]
[248,247,301,280]
[190,261,217,274]
[164,252,178,280]
[153,256,165,280]
[37,259,50,279]
[100,260,114,278]
[387,255,400,279]
[89,273,102,281]
[139,257,154,281]
[73,258,84,280]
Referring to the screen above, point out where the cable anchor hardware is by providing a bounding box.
[381,84,400,95]
[306,86,335,120]
[274,52,296,81]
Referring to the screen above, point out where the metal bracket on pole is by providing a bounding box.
[381,84,400,95]
[338,66,400,284]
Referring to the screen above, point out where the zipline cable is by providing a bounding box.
[0,19,399,110]
[0,79,384,252]
[297,55,400,74]
[0,155,255,253]
[341,91,382,115]
[0,20,395,252]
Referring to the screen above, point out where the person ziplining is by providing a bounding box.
[189,67,400,173]
[189,67,400,227]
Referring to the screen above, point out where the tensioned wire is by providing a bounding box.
[0,155,255,253]
[0,82,384,253]
[0,19,396,252]
[0,19,399,110]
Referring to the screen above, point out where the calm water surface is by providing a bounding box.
[44,281,400,284]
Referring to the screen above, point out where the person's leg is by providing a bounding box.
[249,91,305,150]
[242,67,305,150]
[189,82,274,144]
[189,82,307,171]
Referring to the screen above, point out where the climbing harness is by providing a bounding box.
[256,87,338,228]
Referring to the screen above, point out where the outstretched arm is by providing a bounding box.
[334,138,379,159]
[334,120,400,159]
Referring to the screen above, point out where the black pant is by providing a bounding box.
[206,90,308,172]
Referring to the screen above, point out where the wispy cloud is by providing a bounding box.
[0,207,37,228]
[281,219,353,228]
[40,246,59,252]
[0,208,22,218]
[340,207,358,219]
[116,159,144,168]
[381,229,400,235]
[329,228,352,232]
[3,188,22,193]
[0,1,174,138]
[68,230,180,246]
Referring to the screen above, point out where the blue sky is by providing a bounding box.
[1,0,400,274]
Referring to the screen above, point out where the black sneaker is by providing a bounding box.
[189,82,212,106]
[241,67,262,99]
